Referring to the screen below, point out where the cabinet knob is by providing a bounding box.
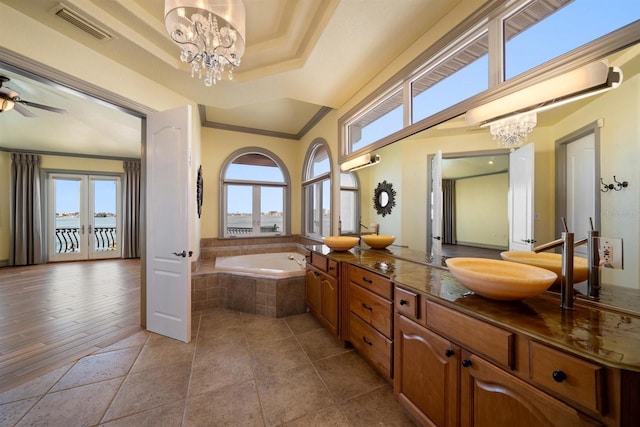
[552,370,567,383]
[399,299,407,306]
[461,359,472,368]
[445,349,454,358]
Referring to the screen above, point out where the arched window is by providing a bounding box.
[220,148,290,237]
[302,139,331,239]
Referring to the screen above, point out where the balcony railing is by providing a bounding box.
[226,224,280,235]
[54,227,117,254]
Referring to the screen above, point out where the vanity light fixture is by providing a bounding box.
[340,153,381,171]
[465,60,623,129]
[164,0,246,86]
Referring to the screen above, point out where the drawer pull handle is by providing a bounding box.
[462,359,472,368]
[362,303,373,311]
[362,336,373,346]
[445,349,454,358]
[362,277,373,284]
[329,266,335,271]
[399,299,408,306]
[552,370,567,383]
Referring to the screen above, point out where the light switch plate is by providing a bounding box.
[597,237,623,270]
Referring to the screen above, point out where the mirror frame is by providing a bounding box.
[373,180,396,217]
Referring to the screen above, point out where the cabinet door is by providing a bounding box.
[305,268,321,314]
[394,315,459,427]
[460,351,602,427]
[320,275,338,335]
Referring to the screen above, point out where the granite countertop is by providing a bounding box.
[308,244,640,372]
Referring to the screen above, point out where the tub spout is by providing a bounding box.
[288,255,306,269]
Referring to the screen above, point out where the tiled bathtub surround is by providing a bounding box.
[0,308,416,426]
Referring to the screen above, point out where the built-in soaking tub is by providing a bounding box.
[192,252,307,317]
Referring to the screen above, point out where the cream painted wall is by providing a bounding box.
[455,173,508,248]
[199,127,304,239]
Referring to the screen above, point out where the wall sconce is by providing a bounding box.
[601,176,629,192]
[465,60,623,127]
[340,153,381,171]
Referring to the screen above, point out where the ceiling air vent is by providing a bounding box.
[54,4,113,41]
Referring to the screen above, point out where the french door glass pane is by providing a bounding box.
[54,178,81,254]
[92,179,118,252]
[260,186,284,234]
[226,185,253,235]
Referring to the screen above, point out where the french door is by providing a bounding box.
[48,173,122,261]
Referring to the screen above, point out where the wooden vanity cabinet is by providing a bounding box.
[346,264,393,380]
[305,252,339,336]
[394,286,602,427]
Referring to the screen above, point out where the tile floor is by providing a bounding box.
[0,308,416,426]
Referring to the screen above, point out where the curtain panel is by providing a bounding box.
[9,153,44,266]
[442,179,456,245]
[122,160,141,258]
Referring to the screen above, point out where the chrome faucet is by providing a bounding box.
[287,255,306,269]
[533,218,600,309]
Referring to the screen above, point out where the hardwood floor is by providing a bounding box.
[0,259,142,393]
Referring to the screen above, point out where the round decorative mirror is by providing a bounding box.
[373,180,396,217]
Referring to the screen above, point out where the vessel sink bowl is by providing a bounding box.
[361,234,396,249]
[445,257,557,300]
[500,251,589,285]
[323,236,359,251]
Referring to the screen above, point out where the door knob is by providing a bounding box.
[172,250,187,257]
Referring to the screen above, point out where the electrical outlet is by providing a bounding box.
[598,237,623,270]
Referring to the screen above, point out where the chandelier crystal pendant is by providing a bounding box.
[164,0,246,86]
[488,112,537,151]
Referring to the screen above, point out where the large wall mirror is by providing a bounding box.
[354,41,640,299]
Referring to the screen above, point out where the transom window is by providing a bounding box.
[302,139,332,239]
[220,149,290,237]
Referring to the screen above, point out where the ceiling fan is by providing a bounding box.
[0,76,68,117]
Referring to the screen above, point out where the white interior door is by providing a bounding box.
[146,105,192,343]
[565,133,596,256]
[508,143,535,251]
[431,150,443,260]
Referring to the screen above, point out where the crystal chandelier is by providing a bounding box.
[164,0,246,86]
[489,112,537,151]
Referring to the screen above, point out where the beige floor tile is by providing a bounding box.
[99,400,186,426]
[131,338,195,373]
[185,380,264,427]
[256,365,333,426]
[195,326,247,356]
[189,348,253,397]
[0,364,71,404]
[102,362,191,422]
[198,308,243,333]
[339,384,416,426]
[284,312,324,335]
[313,351,386,402]
[0,397,39,426]
[51,347,140,391]
[281,405,351,427]
[249,336,309,378]
[296,327,350,361]
[16,378,122,427]
[244,318,293,346]
[94,330,149,354]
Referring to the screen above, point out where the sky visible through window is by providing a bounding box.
[55,0,639,217]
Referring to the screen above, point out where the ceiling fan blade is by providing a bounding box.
[0,86,19,98]
[13,103,37,117]
[18,99,68,115]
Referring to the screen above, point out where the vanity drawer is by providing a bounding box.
[349,282,393,338]
[327,259,339,278]
[394,287,420,321]
[348,265,392,300]
[310,252,328,272]
[529,341,604,413]
[426,301,514,369]
[349,312,392,379]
